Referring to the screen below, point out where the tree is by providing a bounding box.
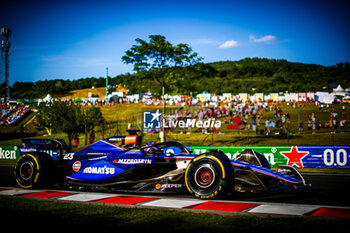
[82,106,104,145]
[36,102,103,146]
[36,101,84,145]
[122,35,202,141]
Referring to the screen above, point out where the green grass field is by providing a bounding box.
[0,102,349,147]
[1,196,349,232]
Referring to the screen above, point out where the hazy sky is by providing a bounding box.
[1,0,349,84]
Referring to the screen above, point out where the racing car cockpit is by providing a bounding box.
[142,141,192,157]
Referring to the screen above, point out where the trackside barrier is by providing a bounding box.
[0,146,19,160]
[189,146,350,168]
[1,145,350,168]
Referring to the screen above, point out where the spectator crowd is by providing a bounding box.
[0,103,30,126]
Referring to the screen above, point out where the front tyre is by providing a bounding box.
[14,152,54,189]
[185,152,234,199]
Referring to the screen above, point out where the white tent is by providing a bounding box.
[332,84,346,97]
[42,94,53,102]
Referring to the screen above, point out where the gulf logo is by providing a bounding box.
[72,161,81,172]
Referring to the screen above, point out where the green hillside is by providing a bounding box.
[207,58,350,94]
[8,58,350,99]
[96,58,350,96]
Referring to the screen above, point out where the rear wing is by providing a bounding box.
[20,139,70,159]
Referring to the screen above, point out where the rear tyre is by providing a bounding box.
[185,152,234,199]
[14,152,54,189]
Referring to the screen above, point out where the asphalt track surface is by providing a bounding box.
[1,165,350,207]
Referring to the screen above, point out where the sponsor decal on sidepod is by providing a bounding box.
[67,160,123,181]
[72,161,81,172]
[83,165,115,175]
[115,158,152,164]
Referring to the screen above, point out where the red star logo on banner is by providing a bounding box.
[280,146,309,167]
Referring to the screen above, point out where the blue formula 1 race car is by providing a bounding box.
[14,130,310,199]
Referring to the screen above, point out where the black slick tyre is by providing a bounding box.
[185,152,234,199]
[14,152,54,189]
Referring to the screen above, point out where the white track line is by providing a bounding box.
[0,188,39,196]
[58,193,118,202]
[138,198,205,208]
[247,204,321,215]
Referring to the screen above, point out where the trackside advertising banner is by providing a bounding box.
[0,146,58,161]
[1,145,350,168]
[190,146,350,168]
[0,146,19,160]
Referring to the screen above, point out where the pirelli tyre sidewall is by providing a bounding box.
[185,153,234,199]
[15,152,54,189]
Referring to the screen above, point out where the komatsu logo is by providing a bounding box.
[83,166,115,175]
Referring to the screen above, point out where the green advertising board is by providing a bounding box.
[1,145,350,168]
[191,146,288,167]
[190,146,350,168]
[0,146,20,161]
